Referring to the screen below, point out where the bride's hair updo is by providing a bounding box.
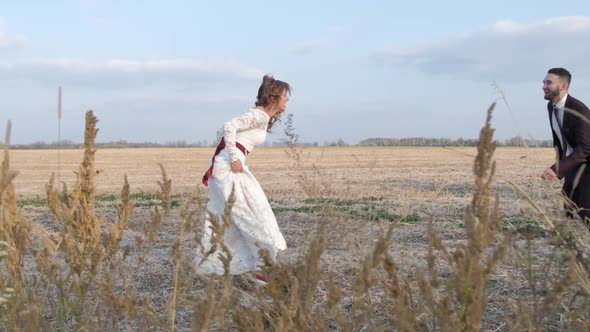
[255,75,291,132]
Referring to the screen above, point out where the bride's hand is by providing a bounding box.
[231,160,243,173]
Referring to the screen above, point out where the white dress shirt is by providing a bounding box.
[552,94,574,156]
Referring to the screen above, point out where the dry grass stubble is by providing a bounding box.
[0,104,588,330]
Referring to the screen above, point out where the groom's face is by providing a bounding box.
[542,74,565,101]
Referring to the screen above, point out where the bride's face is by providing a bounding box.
[277,90,289,112]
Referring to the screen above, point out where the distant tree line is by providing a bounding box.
[9,139,213,150]
[358,136,553,147]
[5,135,553,149]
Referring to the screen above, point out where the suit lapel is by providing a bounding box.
[563,96,575,149]
[549,102,566,157]
[563,96,571,129]
[547,102,563,158]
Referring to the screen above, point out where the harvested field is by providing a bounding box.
[4,145,589,331]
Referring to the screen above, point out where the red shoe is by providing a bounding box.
[254,273,268,285]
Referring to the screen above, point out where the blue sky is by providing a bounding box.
[1,1,589,144]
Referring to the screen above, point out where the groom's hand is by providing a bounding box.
[231,160,243,173]
[541,167,557,181]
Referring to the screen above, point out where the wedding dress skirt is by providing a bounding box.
[194,149,287,275]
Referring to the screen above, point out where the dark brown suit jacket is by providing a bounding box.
[548,95,590,180]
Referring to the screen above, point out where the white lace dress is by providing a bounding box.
[194,107,287,275]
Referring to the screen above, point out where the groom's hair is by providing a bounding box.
[548,67,572,85]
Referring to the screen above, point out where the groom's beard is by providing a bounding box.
[544,88,560,101]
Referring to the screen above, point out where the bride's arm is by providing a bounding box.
[222,110,266,162]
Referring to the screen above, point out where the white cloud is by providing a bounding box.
[0,58,265,89]
[290,39,330,55]
[0,18,27,50]
[373,16,590,81]
[290,27,343,55]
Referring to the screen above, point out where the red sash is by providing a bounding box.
[202,137,249,186]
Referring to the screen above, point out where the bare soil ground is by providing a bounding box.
[12,146,579,330]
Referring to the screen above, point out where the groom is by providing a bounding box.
[541,67,590,227]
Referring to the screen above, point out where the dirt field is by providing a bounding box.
[12,145,561,233]
[10,145,558,199]
[9,146,581,330]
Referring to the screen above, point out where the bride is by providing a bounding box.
[194,75,290,283]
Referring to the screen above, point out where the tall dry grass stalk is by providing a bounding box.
[0,121,30,288]
[47,111,103,280]
[0,105,587,331]
[106,175,133,256]
[24,110,142,330]
[413,103,511,331]
[282,113,334,200]
[0,240,14,310]
[43,111,110,328]
[0,120,34,329]
[335,103,512,332]
[509,169,590,330]
[158,163,172,215]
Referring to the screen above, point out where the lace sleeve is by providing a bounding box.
[223,110,268,161]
